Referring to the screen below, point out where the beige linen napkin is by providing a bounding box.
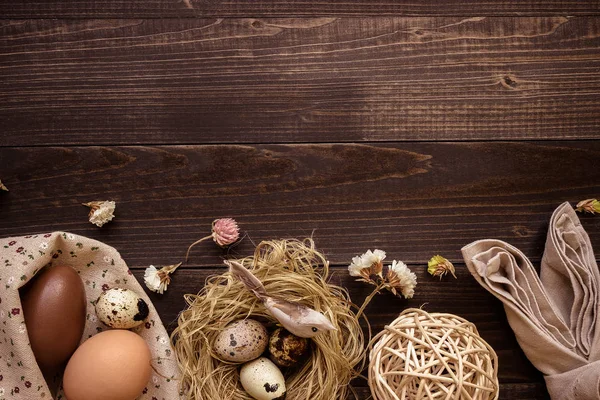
[0,232,180,400]
[462,202,600,399]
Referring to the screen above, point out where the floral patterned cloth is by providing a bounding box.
[0,232,181,400]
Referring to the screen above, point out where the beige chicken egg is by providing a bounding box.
[213,319,268,362]
[62,329,152,400]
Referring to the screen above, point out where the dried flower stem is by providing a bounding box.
[185,235,212,262]
[162,262,182,275]
[356,281,387,319]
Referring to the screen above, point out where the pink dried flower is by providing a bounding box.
[185,218,240,262]
[211,218,240,247]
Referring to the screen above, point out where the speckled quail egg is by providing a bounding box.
[95,288,149,329]
[240,357,286,400]
[268,328,309,368]
[213,319,268,362]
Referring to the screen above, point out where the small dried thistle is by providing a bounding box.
[576,199,600,215]
[144,262,182,294]
[427,255,457,279]
[0,180,7,192]
[83,200,116,227]
[185,218,240,262]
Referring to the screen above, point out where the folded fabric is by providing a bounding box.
[462,202,600,399]
[0,232,180,400]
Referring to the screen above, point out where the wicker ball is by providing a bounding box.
[369,308,499,400]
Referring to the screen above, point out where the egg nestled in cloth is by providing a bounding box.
[213,319,268,362]
[95,288,149,329]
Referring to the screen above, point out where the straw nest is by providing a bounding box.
[172,239,368,400]
[369,308,499,400]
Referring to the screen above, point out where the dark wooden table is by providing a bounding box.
[1,1,600,398]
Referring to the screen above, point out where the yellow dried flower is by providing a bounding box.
[428,255,457,279]
[0,180,7,192]
[576,199,600,215]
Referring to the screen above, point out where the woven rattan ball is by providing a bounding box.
[369,308,499,400]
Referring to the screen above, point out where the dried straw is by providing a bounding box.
[172,239,368,400]
[368,308,499,400]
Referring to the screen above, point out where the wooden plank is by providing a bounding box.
[0,1,599,18]
[0,142,598,267]
[2,17,600,145]
[132,267,549,392]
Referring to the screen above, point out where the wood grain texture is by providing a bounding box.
[0,142,598,268]
[2,17,600,145]
[0,0,599,18]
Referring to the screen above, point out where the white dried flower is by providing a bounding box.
[387,260,417,299]
[348,254,368,277]
[363,249,386,267]
[144,262,182,294]
[348,249,386,280]
[144,265,163,293]
[83,200,116,227]
[0,180,8,191]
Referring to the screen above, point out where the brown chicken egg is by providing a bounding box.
[20,265,86,381]
[268,328,310,367]
[63,329,152,400]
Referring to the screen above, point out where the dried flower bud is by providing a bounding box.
[211,218,240,247]
[428,255,457,279]
[83,200,116,227]
[0,180,7,192]
[576,199,600,215]
[144,262,182,294]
